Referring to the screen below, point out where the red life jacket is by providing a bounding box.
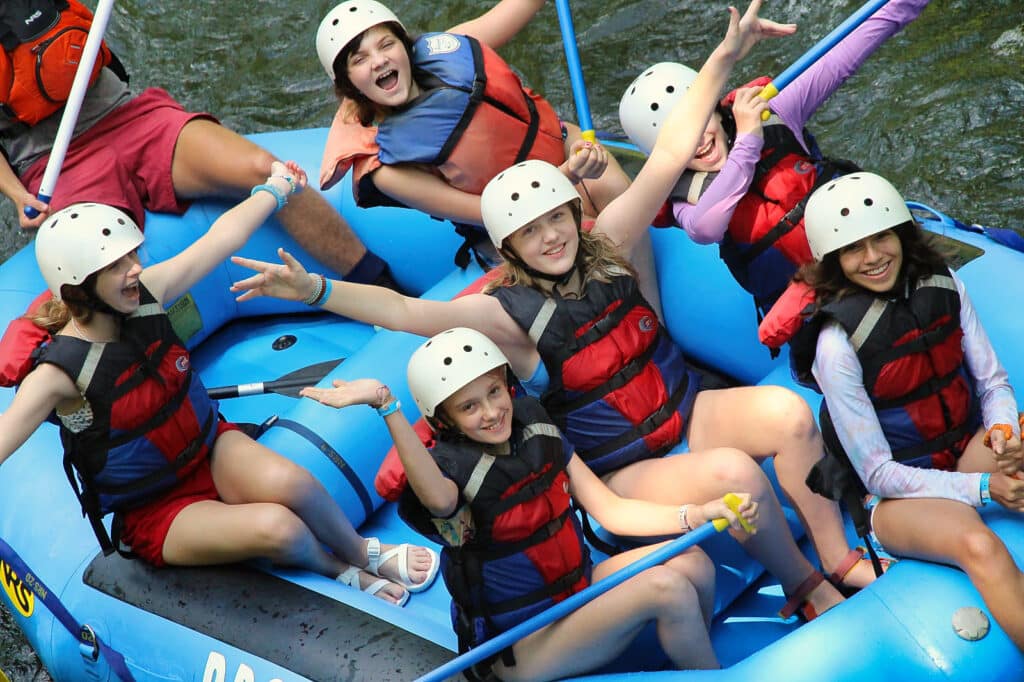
[786,267,978,470]
[397,396,590,662]
[0,0,118,125]
[490,271,699,476]
[319,32,565,203]
[671,78,857,316]
[0,289,53,387]
[34,284,220,554]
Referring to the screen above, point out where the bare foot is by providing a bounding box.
[368,541,437,589]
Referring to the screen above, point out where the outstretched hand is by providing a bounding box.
[720,0,798,62]
[700,492,758,533]
[269,160,309,195]
[300,378,390,409]
[231,247,316,303]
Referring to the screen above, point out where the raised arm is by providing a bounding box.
[141,161,306,303]
[300,378,459,515]
[596,0,795,251]
[566,455,757,536]
[447,0,546,49]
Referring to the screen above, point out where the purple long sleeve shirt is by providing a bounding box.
[673,0,931,244]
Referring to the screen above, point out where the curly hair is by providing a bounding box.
[330,22,416,126]
[482,203,636,294]
[795,221,952,311]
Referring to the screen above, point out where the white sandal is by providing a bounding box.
[365,537,440,594]
[336,566,409,607]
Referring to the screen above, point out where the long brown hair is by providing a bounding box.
[483,203,636,294]
[331,22,416,126]
[28,280,97,334]
[795,221,951,311]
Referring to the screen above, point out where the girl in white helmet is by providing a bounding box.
[314,0,630,268]
[235,1,843,621]
[618,0,930,321]
[300,326,759,677]
[0,163,438,606]
[767,172,1024,649]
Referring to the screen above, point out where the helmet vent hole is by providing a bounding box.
[443,357,452,366]
[666,85,675,93]
[531,181,540,189]
[102,228,111,236]
[463,345,472,352]
[840,208,850,217]
[70,212,80,219]
[864,198,874,207]
[630,86,636,95]
[650,103,659,112]
[511,192,520,201]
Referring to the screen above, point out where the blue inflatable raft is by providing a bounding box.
[0,128,1021,681]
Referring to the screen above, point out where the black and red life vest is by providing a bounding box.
[790,267,979,471]
[672,88,857,316]
[491,271,699,476]
[399,397,590,671]
[0,0,126,126]
[34,284,219,554]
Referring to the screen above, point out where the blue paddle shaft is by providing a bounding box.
[772,0,890,92]
[416,521,721,682]
[555,0,594,138]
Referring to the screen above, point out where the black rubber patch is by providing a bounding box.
[83,553,453,679]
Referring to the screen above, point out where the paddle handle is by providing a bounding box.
[25,0,116,219]
[554,0,595,143]
[416,494,754,682]
[206,377,315,400]
[757,0,890,120]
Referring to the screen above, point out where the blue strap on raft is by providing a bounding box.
[0,538,136,681]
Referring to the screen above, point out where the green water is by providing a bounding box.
[1,0,1021,678]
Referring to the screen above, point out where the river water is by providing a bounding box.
[1,0,1021,678]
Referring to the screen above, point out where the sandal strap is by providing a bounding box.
[830,547,867,584]
[779,571,825,620]
[365,537,382,575]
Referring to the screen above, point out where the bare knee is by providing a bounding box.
[637,566,701,615]
[956,526,1012,579]
[707,447,770,495]
[667,549,715,591]
[763,387,817,442]
[250,505,309,559]
[262,458,322,506]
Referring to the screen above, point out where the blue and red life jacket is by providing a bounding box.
[34,284,219,554]
[672,99,857,317]
[399,397,590,673]
[788,267,979,471]
[491,271,699,476]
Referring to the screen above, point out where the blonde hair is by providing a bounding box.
[484,226,636,294]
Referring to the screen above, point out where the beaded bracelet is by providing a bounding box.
[317,277,333,306]
[250,182,288,211]
[302,274,325,306]
[376,398,401,417]
[980,473,992,506]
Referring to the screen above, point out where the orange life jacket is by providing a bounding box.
[0,0,116,125]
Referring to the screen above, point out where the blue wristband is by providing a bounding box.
[980,473,992,506]
[376,398,401,417]
[251,183,287,211]
[318,277,333,306]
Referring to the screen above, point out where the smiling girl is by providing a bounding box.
[0,164,438,604]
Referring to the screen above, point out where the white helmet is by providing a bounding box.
[619,62,698,155]
[804,172,914,261]
[316,0,404,79]
[481,160,580,250]
[35,203,144,301]
[407,327,509,419]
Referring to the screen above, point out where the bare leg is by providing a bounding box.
[605,446,842,615]
[688,385,876,589]
[495,543,718,680]
[180,431,434,582]
[872,494,1024,649]
[170,119,371,276]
